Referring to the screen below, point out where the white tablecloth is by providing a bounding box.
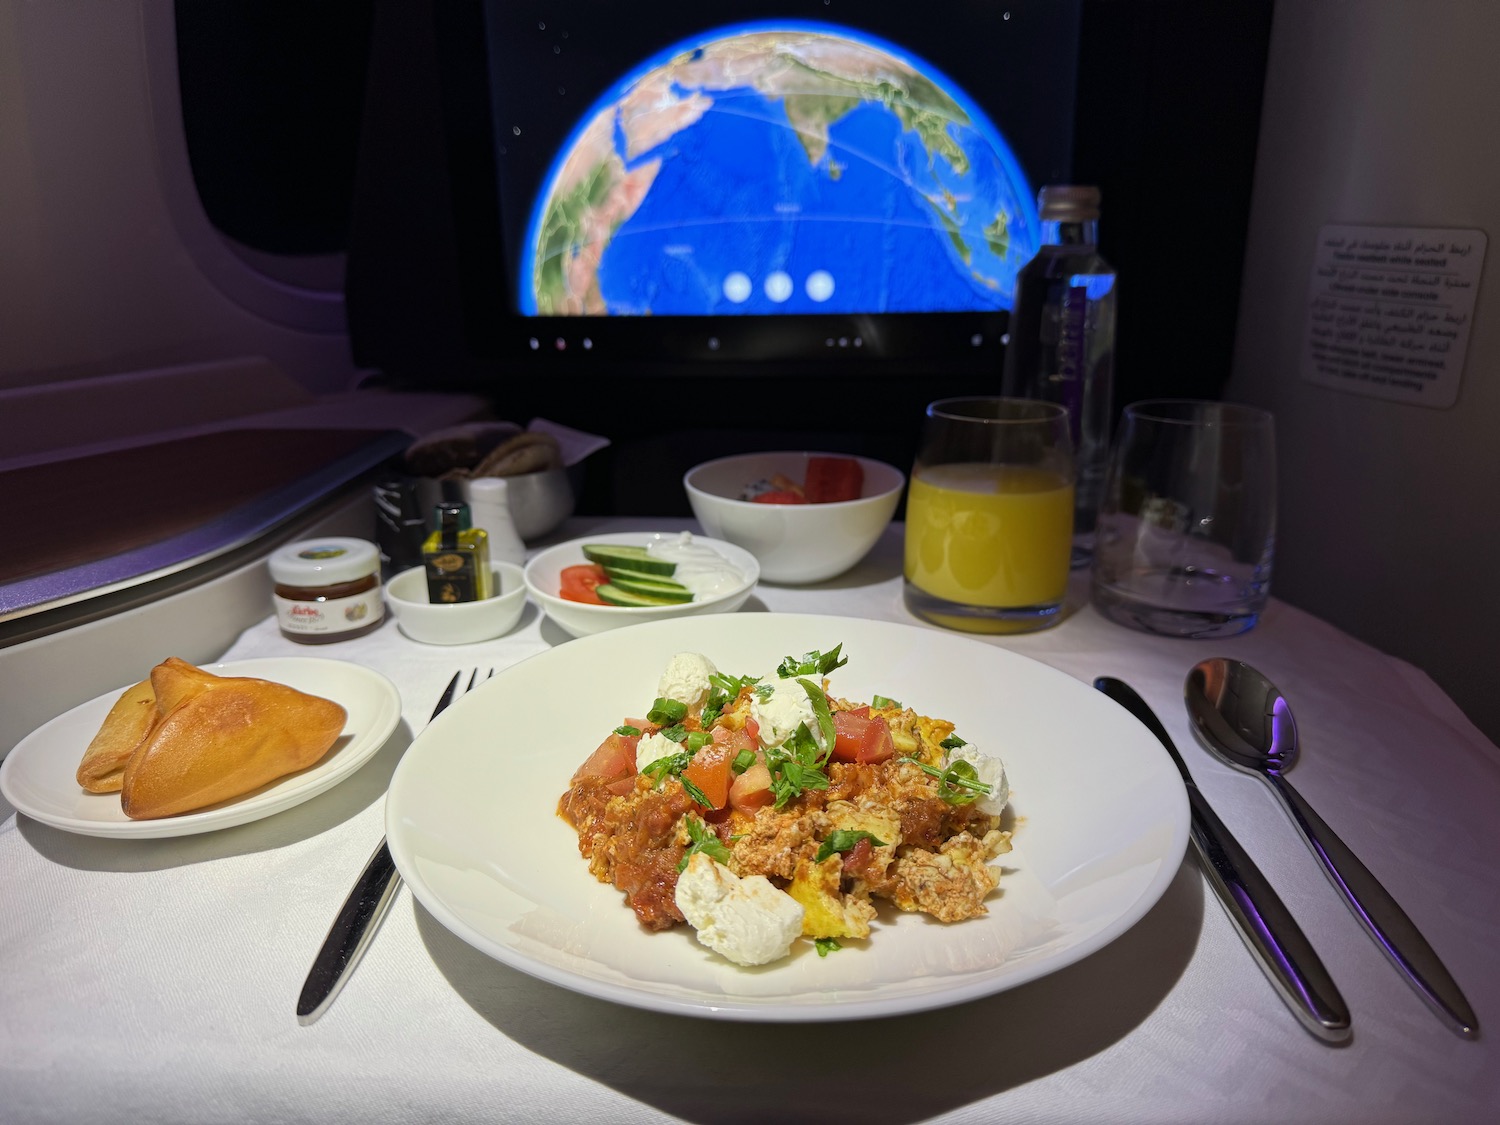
[4,518,1497,1124]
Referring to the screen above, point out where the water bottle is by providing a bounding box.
[1002,185,1117,564]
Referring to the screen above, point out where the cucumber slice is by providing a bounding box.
[601,560,678,581]
[595,583,693,607]
[608,573,693,599]
[581,544,676,576]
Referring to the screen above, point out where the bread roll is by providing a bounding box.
[76,679,157,794]
[472,431,562,477]
[120,673,347,819]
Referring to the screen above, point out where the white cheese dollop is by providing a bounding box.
[656,651,718,711]
[944,744,1010,816]
[635,731,682,774]
[674,853,805,966]
[749,679,820,750]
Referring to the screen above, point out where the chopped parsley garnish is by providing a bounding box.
[680,775,713,809]
[939,733,968,750]
[796,677,836,753]
[614,724,642,737]
[658,723,688,743]
[814,937,841,957]
[767,723,831,808]
[701,672,760,727]
[814,829,887,864]
[646,697,687,726]
[900,754,992,806]
[870,695,901,710]
[677,816,732,872]
[776,644,848,679]
[642,752,690,787]
[753,682,775,704]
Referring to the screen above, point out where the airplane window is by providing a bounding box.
[174,0,375,255]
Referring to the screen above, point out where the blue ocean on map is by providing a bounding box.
[524,24,1039,317]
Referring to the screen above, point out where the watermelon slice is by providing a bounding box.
[803,456,864,503]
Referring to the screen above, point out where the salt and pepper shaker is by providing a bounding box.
[467,477,527,567]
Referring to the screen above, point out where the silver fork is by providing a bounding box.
[297,668,492,1024]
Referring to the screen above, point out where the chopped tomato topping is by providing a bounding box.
[841,836,875,877]
[682,741,735,809]
[831,710,896,764]
[572,730,638,784]
[728,760,773,811]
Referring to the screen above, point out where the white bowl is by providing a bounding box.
[385,562,528,645]
[523,532,759,638]
[683,452,905,584]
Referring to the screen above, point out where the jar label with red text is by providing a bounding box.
[273,588,385,636]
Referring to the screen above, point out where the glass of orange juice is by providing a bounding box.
[904,397,1075,633]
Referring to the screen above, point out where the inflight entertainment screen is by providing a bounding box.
[483,2,1078,321]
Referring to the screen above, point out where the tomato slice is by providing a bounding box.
[831,710,895,764]
[559,563,608,605]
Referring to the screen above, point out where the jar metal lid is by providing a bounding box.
[269,538,381,586]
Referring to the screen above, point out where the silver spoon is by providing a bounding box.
[1185,657,1479,1039]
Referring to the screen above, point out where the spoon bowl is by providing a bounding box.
[1185,655,1299,773]
[1186,657,1479,1039]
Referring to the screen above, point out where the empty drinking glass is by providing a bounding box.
[1090,400,1275,638]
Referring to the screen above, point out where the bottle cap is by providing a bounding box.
[269,538,381,585]
[433,500,472,531]
[1038,185,1101,221]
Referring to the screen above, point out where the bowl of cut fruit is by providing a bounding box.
[523,531,760,638]
[684,452,905,584]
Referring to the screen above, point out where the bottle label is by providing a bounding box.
[1057,285,1088,444]
[424,552,482,603]
[274,589,384,635]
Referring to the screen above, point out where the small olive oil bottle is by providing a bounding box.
[421,500,493,602]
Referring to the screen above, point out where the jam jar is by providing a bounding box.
[269,538,384,643]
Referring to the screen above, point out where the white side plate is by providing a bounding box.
[1,658,402,839]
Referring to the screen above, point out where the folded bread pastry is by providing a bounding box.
[74,657,347,818]
[76,679,158,794]
[120,670,347,819]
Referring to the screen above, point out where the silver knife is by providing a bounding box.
[296,670,463,1025]
[1094,676,1352,1043]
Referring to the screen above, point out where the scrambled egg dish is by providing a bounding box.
[558,644,1012,966]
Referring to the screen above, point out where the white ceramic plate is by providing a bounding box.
[386,614,1190,1021]
[523,531,759,638]
[0,658,402,839]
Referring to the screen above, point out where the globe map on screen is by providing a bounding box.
[523,23,1040,317]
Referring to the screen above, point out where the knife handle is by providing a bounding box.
[296,840,402,1025]
[1186,786,1351,1042]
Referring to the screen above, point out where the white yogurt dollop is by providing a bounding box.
[750,679,821,750]
[636,731,682,774]
[657,651,718,710]
[675,853,804,966]
[943,744,1010,815]
[646,532,743,597]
